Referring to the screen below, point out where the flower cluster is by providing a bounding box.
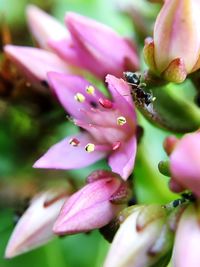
[4,5,139,86]
[4,0,200,266]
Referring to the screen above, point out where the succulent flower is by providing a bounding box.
[4,5,139,85]
[33,74,137,180]
[104,204,173,267]
[168,132,200,196]
[5,190,68,258]
[143,0,200,83]
[53,170,130,235]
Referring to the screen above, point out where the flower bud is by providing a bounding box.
[172,204,200,267]
[104,205,173,267]
[5,190,68,258]
[169,132,200,197]
[143,0,200,83]
[49,12,139,79]
[26,5,68,49]
[53,171,130,235]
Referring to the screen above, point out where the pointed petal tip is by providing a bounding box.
[32,160,41,169]
[4,44,16,54]
[26,4,68,49]
[4,45,70,83]
[52,219,77,235]
[5,245,22,259]
[5,248,14,259]
[26,3,40,15]
[52,222,61,234]
[65,11,84,25]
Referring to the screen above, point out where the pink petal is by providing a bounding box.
[5,191,66,258]
[53,177,122,234]
[172,204,200,267]
[54,201,118,234]
[75,113,130,145]
[33,132,107,169]
[108,136,137,180]
[47,72,104,120]
[106,74,136,119]
[170,132,200,197]
[48,38,84,69]
[63,12,139,78]
[26,5,68,49]
[4,45,70,84]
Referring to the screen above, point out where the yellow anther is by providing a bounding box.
[74,93,85,102]
[85,143,95,152]
[117,116,127,126]
[86,85,95,95]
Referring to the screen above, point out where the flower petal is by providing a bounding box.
[33,132,107,169]
[64,12,139,78]
[48,38,84,69]
[53,177,122,234]
[104,205,166,267]
[4,45,70,84]
[26,5,68,49]
[106,74,136,119]
[47,72,104,120]
[108,136,137,180]
[172,204,200,267]
[5,191,66,258]
[170,132,200,197]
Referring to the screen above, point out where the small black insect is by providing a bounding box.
[124,72,155,106]
[181,192,196,202]
[124,71,141,86]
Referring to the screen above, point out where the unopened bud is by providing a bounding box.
[104,204,173,267]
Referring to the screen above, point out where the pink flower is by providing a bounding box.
[33,74,137,180]
[53,170,130,234]
[104,205,171,267]
[169,132,200,196]
[143,0,200,83]
[5,190,68,258]
[172,204,200,267]
[4,5,139,85]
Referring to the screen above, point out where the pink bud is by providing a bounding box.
[172,204,200,267]
[170,132,200,197]
[26,5,68,49]
[144,0,200,83]
[62,12,139,79]
[5,190,68,258]
[53,171,129,235]
[104,205,171,267]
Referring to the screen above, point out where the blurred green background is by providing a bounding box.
[0,0,176,266]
